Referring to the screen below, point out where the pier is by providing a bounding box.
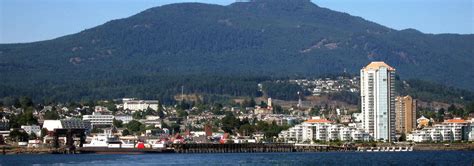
[171,143,353,153]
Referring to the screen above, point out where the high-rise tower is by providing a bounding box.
[395,95,416,134]
[360,61,396,142]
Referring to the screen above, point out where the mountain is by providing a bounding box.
[1,0,473,102]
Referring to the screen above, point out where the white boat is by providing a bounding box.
[83,132,121,148]
[149,139,166,149]
[107,140,135,148]
[373,147,380,152]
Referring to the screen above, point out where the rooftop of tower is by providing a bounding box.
[362,61,395,71]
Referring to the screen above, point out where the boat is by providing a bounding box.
[150,139,166,149]
[108,140,135,148]
[401,147,408,151]
[83,131,121,148]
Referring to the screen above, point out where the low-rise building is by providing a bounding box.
[123,99,159,111]
[82,112,114,128]
[278,117,371,143]
[408,118,471,142]
[94,106,110,113]
[43,119,90,132]
[115,115,133,124]
[21,125,41,137]
[0,117,9,131]
[417,116,430,129]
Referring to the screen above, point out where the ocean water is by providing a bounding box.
[1,151,473,166]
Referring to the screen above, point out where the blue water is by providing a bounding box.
[1,151,473,166]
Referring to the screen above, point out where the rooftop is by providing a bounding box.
[362,61,395,71]
[443,118,468,123]
[305,119,332,123]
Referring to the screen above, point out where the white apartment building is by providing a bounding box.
[278,118,371,143]
[21,125,41,137]
[123,99,159,111]
[82,112,114,128]
[115,115,133,124]
[408,118,473,142]
[360,61,396,142]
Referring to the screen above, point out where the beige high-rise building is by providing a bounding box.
[360,61,396,142]
[395,95,416,134]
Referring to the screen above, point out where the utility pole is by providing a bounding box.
[181,85,184,101]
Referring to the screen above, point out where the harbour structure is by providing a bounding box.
[360,61,396,142]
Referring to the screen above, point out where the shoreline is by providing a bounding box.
[1,143,473,155]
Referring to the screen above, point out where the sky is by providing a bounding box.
[0,0,472,44]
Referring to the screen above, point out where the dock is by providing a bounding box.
[78,147,174,154]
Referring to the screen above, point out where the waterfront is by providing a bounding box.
[1,151,473,165]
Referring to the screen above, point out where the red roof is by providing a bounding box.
[305,119,332,123]
[443,119,467,123]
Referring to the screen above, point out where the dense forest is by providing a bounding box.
[0,0,473,103]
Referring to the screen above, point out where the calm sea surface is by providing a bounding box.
[1,151,473,166]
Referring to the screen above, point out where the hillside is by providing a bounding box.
[0,0,473,102]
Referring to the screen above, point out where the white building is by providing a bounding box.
[408,118,472,142]
[115,115,133,124]
[42,119,90,132]
[82,112,114,128]
[278,118,371,143]
[21,125,41,137]
[94,106,110,113]
[0,116,9,131]
[360,61,396,142]
[123,99,159,111]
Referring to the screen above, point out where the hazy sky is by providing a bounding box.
[1,0,472,44]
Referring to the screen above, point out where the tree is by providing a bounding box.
[9,129,29,142]
[399,133,406,142]
[113,119,123,128]
[19,96,33,108]
[221,114,241,134]
[2,96,19,108]
[273,104,287,114]
[91,128,104,133]
[122,129,130,136]
[170,123,181,134]
[157,109,165,119]
[436,108,445,122]
[44,110,60,120]
[309,107,321,116]
[40,128,48,138]
[127,120,142,133]
[13,110,38,126]
[466,102,474,114]
[177,109,188,118]
[132,111,145,120]
[259,101,267,108]
[29,132,37,140]
[238,124,255,136]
